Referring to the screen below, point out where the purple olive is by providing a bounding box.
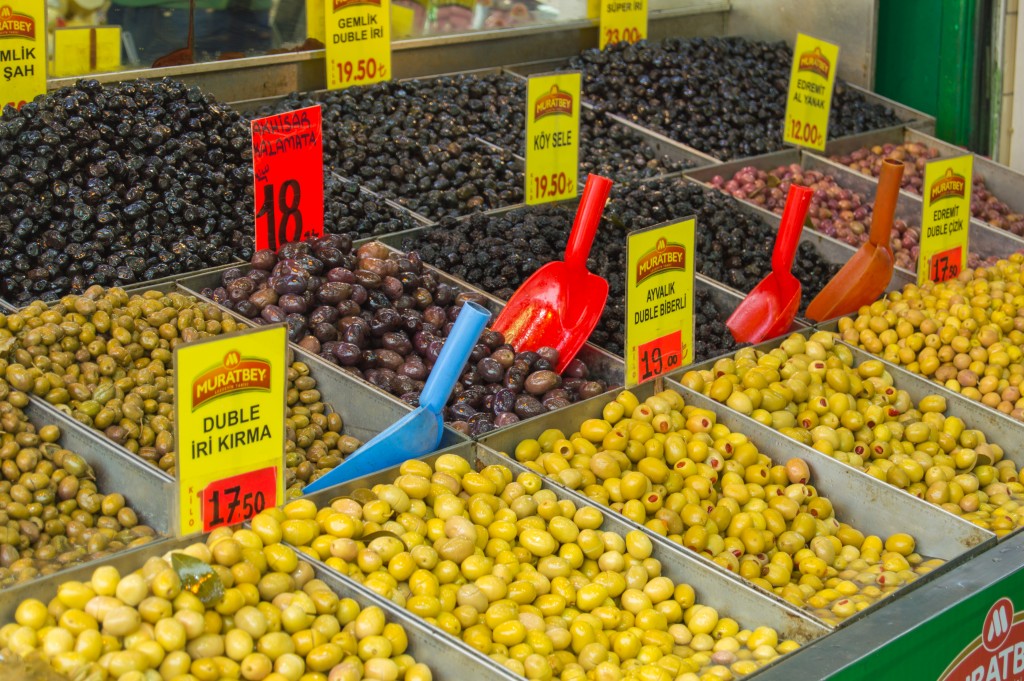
[332,342,362,366]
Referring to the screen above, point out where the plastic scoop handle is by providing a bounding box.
[564,175,614,271]
[774,184,814,275]
[867,158,905,249]
[419,301,491,413]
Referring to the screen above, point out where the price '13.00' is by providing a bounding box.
[532,172,572,200]
[256,180,303,251]
[338,57,387,83]
[789,118,822,146]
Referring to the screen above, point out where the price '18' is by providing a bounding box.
[531,172,573,201]
[256,180,303,251]
[338,57,387,84]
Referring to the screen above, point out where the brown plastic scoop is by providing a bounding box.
[726,184,814,343]
[805,158,906,322]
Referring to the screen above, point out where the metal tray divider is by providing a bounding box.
[327,169,438,230]
[602,112,724,168]
[20,398,174,531]
[816,125,909,160]
[846,83,936,134]
[479,367,993,629]
[0,532,521,681]
[675,176,916,294]
[120,260,249,295]
[301,439,830,646]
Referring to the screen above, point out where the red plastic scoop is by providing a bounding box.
[726,184,814,343]
[492,174,614,373]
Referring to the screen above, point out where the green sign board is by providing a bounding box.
[831,561,1024,680]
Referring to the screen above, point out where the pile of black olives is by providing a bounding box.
[404,201,743,359]
[0,78,253,306]
[569,37,902,160]
[324,174,421,239]
[263,85,524,220]
[201,236,607,435]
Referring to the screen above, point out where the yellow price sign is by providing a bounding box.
[625,217,695,387]
[53,27,121,77]
[783,33,839,152]
[599,0,646,49]
[918,154,973,285]
[525,72,580,205]
[325,0,391,90]
[174,326,287,536]
[0,0,46,113]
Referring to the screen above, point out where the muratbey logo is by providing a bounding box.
[637,238,686,283]
[939,597,1024,681]
[930,167,967,204]
[333,0,380,11]
[0,5,35,39]
[798,46,830,80]
[192,351,271,409]
[534,85,573,121]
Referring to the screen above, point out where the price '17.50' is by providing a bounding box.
[531,172,573,200]
[338,58,387,84]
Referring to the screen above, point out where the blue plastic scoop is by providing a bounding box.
[302,301,491,493]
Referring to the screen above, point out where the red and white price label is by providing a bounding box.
[202,467,275,531]
[250,106,324,251]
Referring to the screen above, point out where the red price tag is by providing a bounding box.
[929,245,963,283]
[250,106,324,251]
[637,331,685,382]
[202,466,277,531]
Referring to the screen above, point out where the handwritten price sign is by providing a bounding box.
[202,467,275,530]
[250,106,324,251]
[325,0,392,90]
[928,246,963,284]
[783,33,839,152]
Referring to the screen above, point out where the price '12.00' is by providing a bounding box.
[789,118,822,146]
[338,57,387,83]
[256,180,303,251]
[531,172,572,200]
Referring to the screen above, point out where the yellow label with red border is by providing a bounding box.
[325,0,391,90]
[175,326,286,535]
[53,26,121,77]
[0,0,46,113]
[599,0,646,49]
[918,154,973,285]
[625,217,695,387]
[525,72,580,205]
[783,33,839,152]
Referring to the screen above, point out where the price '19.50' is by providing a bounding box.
[338,58,387,83]
[531,172,572,200]
[256,180,303,251]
